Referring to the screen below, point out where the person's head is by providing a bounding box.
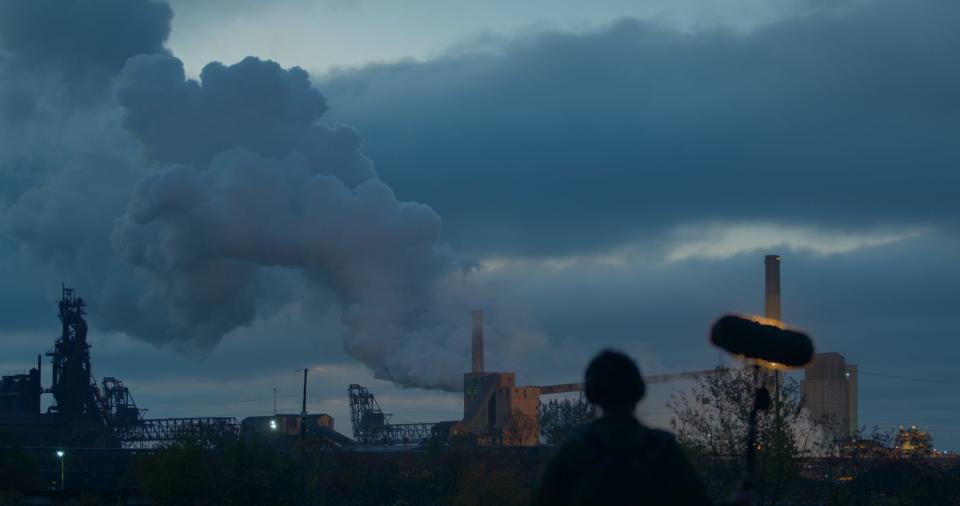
[584,350,646,415]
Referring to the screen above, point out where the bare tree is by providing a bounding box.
[503,409,539,447]
[669,366,826,505]
[539,397,594,445]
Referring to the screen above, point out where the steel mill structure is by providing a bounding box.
[461,310,727,446]
[346,311,546,447]
[801,352,859,440]
[241,413,353,448]
[462,310,542,446]
[0,286,237,449]
[6,253,865,451]
[346,309,723,447]
[895,426,934,456]
[760,254,861,442]
[347,383,466,445]
[344,254,863,448]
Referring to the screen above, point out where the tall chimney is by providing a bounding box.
[471,310,484,373]
[764,254,781,321]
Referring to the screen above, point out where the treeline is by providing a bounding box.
[682,442,960,506]
[0,433,545,505]
[135,442,960,506]
[2,402,959,505]
[671,368,960,505]
[135,436,544,506]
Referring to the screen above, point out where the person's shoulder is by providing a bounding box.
[547,424,598,461]
[560,424,597,450]
[631,425,682,454]
[642,426,678,442]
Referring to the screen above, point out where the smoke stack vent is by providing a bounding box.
[471,310,484,373]
[764,255,781,321]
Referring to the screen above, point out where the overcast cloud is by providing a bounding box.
[0,0,524,391]
[1,0,959,447]
[320,0,959,257]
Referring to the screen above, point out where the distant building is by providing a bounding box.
[895,426,933,456]
[801,352,858,441]
[463,372,540,446]
[242,413,334,437]
[0,363,42,415]
[462,311,540,446]
[241,413,353,448]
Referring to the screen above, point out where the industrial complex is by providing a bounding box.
[765,254,861,444]
[0,254,945,487]
[0,287,238,449]
[0,287,572,450]
[340,255,870,449]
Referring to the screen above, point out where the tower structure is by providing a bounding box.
[2,286,236,448]
[764,254,781,321]
[47,286,103,423]
[471,310,484,373]
[801,353,859,441]
[462,311,539,446]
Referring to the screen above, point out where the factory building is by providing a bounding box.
[801,352,859,441]
[241,413,334,436]
[0,356,42,415]
[0,287,237,448]
[895,426,933,456]
[766,255,859,442]
[241,413,352,448]
[764,255,782,321]
[462,311,540,446]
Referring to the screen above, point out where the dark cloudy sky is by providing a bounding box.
[1,0,958,448]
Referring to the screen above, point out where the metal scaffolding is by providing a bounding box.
[121,417,239,448]
[348,384,436,445]
[0,286,242,449]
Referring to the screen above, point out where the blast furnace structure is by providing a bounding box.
[0,286,237,448]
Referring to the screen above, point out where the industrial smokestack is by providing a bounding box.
[471,310,484,373]
[764,254,781,321]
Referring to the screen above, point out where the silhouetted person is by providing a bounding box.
[533,350,746,506]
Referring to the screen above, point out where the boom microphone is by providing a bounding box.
[710,314,814,368]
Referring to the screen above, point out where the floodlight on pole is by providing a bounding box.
[56,450,65,490]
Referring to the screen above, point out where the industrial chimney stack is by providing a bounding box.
[764,255,781,321]
[471,310,484,373]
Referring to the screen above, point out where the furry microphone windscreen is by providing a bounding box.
[710,314,814,368]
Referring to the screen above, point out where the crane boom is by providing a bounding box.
[536,368,723,395]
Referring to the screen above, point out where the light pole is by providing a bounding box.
[55,450,64,491]
[301,368,308,501]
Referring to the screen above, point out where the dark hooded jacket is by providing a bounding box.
[532,414,711,506]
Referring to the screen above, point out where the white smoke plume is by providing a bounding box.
[112,146,468,389]
[0,0,508,391]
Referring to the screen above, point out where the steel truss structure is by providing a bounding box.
[2,287,241,449]
[348,384,435,445]
[385,423,435,444]
[120,417,239,448]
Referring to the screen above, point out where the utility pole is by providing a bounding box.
[56,450,64,491]
[765,255,783,429]
[301,369,308,419]
[273,387,278,416]
[301,368,308,503]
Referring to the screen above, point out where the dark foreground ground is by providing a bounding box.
[2,437,959,505]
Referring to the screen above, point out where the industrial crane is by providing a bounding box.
[536,369,722,395]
